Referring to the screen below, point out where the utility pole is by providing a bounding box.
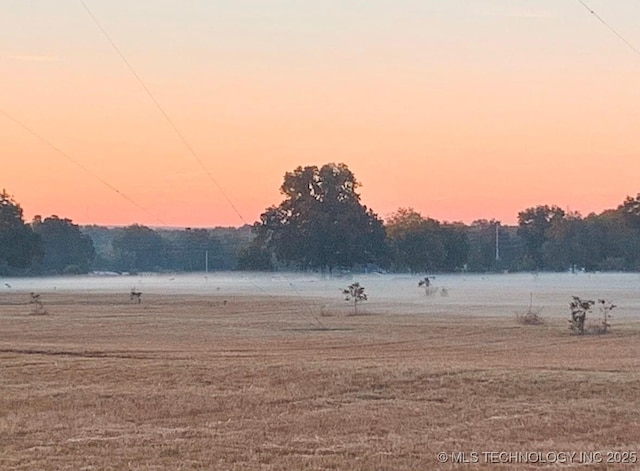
[205,250,209,273]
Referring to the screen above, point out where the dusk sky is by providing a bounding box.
[2,1,640,227]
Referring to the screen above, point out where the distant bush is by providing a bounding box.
[418,277,438,296]
[29,292,48,315]
[343,282,367,315]
[516,293,544,325]
[569,296,616,335]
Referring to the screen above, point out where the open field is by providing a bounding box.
[1,273,640,470]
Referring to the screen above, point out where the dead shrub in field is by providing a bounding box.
[516,293,544,325]
[516,307,544,325]
[343,282,367,315]
[29,292,48,315]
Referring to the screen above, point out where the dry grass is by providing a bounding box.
[1,291,640,470]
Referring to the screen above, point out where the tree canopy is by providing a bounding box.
[252,163,387,271]
[386,208,468,272]
[6,184,640,275]
[517,205,565,270]
[32,215,95,274]
[0,189,41,273]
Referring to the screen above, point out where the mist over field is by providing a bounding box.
[4,271,640,320]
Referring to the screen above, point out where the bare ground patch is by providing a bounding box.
[1,292,639,470]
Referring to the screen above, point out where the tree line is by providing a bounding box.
[2,165,640,275]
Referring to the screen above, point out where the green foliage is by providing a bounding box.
[517,205,565,270]
[62,264,83,275]
[386,208,468,273]
[83,225,252,272]
[32,215,95,274]
[0,189,42,271]
[237,242,273,271]
[173,228,224,271]
[343,282,367,314]
[466,219,502,272]
[112,224,166,272]
[253,163,387,271]
[11,182,640,276]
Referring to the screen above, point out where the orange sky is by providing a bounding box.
[2,1,640,227]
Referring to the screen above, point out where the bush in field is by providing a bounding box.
[569,296,594,335]
[130,289,142,304]
[29,292,48,315]
[418,276,438,296]
[343,282,367,315]
[596,299,616,334]
[516,292,544,325]
[569,296,615,334]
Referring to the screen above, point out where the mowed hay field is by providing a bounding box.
[1,276,640,470]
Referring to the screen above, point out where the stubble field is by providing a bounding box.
[1,273,640,470]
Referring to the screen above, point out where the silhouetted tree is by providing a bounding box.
[541,212,590,272]
[172,228,224,271]
[32,215,95,274]
[386,208,446,272]
[112,224,166,272]
[517,205,565,270]
[237,241,273,271]
[253,163,387,272]
[441,222,469,271]
[0,190,41,273]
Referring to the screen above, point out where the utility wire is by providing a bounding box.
[79,0,247,225]
[79,1,326,329]
[578,0,640,59]
[0,107,166,225]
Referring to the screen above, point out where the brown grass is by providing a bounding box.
[1,292,639,470]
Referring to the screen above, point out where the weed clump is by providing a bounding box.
[29,292,48,315]
[516,293,543,325]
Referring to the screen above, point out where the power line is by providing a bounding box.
[0,107,166,225]
[79,0,247,225]
[578,0,640,59]
[78,1,326,329]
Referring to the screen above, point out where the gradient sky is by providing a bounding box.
[2,1,640,227]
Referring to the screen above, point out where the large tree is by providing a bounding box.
[0,190,41,272]
[32,215,95,274]
[253,163,387,271]
[171,228,224,272]
[517,205,565,270]
[112,224,166,272]
[386,208,446,272]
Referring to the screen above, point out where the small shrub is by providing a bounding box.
[418,277,437,296]
[516,307,544,325]
[29,292,48,315]
[569,296,594,335]
[590,299,616,334]
[516,293,544,325]
[130,289,142,304]
[343,282,367,315]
